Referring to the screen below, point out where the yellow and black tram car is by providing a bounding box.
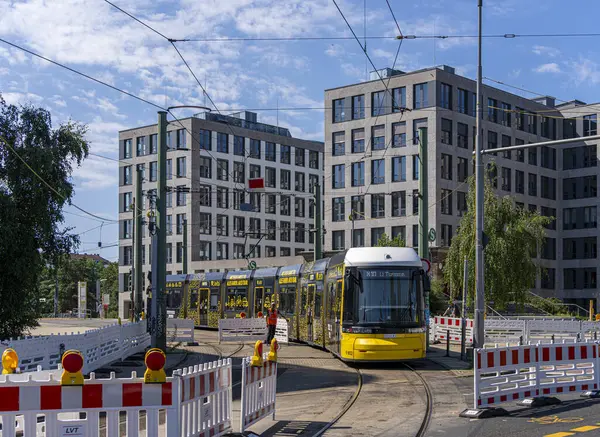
[168,247,429,361]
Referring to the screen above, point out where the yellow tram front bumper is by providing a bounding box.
[341,333,426,362]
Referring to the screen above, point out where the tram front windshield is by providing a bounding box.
[345,268,421,327]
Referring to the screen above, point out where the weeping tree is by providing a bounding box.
[374,233,405,247]
[444,169,551,311]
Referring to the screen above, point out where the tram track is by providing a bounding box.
[404,363,433,437]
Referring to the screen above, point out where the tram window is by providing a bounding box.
[209,292,219,310]
[327,283,336,320]
[300,287,307,315]
[226,289,248,311]
[280,288,296,314]
[314,291,322,318]
[343,275,356,324]
[190,291,198,307]
[168,290,182,309]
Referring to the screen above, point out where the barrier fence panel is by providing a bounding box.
[219,318,267,343]
[240,356,277,433]
[275,319,289,344]
[176,359,233,437]
[475,344,538,407]
[484,319,526,346]
[527,319,582,344]
[167,318,196,344]
[537,343,598,396]
[433,317,473,345]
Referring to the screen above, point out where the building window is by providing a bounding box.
[233,162,244,183]
[500,102,511,127]
[528,173,537,197]
[515,107,525,131]
[198,129,211,151]
[457,157,468,183]
[216,243,228,260]
[249,164,261,179]
[541,176,556,200]
[122,219,132,239]
[352,128,365,153]
[371,228,385,246]
[333,98,345,122]
[166,191,172,208]
[233,216,245,237]
[332,164,345,189]
[249,218,261,237]
[501,167,511,192]
[413,83,428,109]
[295,197,305,217]
[295,223,305,243]
[333,132,345,156]
[176,186,187,206]
[216,159,228,181]
[441,224,453,247]
[487,131,497,153]
[392,87,406,112]
[584,114,597,136]
[136,136,146,156]
[281,145,291,164]
[501,134,511,159]
[457,192,467,216]
[176,157,186,178]
[457,122,468,149]
[392,156,406,182]
[471,92,477,117]
[441,189,452,215]
[352,162,365,186]
[176,129,186,149]
[333,197,345,222]
[165,215,172,235]
[217,132,228,153]
[332,230,345,251]
[216,187,229,209]
[413,189,419,215]
[266,194,276,214]
[216,215,228,236]
[123,139,132,159]
[392,226,405,242]
[264,142,276,162]
[249,139,261,159]
[280,221,290,242]
[371,159,385,184]
[123,165,132,185]
[413,155,420,180]
[265,246,276,258]
[412,224,419,249]
[541,268,555,289]
[352,229,365,248]
[148,161,157,182]
[234,136,245,156]
[413,118,427,145]
[371,194,385,218]
[372,125,385,150]
[441,154,452,180]
[295,147,305,166]
[122,192,132,212]
[563,119,577,139]
[440,83,452,110]
[392,122,406,147]
[309,174,319,194]
[233,244,245,259]
[309,150,319,169]
[250,192,261,212]
[352,95,364,119]
[458,88,468,114]
[198,212,211,235]
[265,220,276,241]
[526,112,537,134]
[515,170,524,194]
[295,172,305,192]
[280,247,290,257]
[541,146,556,170]
[280,169,291,190]
[351,195,365,219]
[176,213,186,235]
[541,206,556,230]
[198,185,211,207]
[392,191,406,217]
[123,246,133,265]
[372,91,385,116]
[199,157,211,179]
[264,167,276,188]
[487,98,498,123]
[280,195,290,216]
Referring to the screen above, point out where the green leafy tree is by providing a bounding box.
[374,233,406,248]
[444,171,551,310]
[0,95,88,337]
[100,262,119,317]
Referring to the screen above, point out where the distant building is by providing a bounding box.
[117,111,324,317]
[324,65,598,309]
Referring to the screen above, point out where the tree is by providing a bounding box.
[374,233,405,248]
[100,262,119,317]
[0,95,88,337]
[444,170,550,310]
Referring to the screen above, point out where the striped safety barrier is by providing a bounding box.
[473,341,599,410]
[432,316,473,345]
[240,356,277,433]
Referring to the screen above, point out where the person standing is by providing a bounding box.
[266,302,279,344]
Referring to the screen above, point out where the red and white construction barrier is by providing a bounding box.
[431,316,473,345]
[473,342,599,411]
[239,357,277,433]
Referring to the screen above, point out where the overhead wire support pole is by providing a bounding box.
[474,0,485,351]
[134,167,144,320]
[417,127,428,261]
[314,182,322,262]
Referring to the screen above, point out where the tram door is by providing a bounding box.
[307,284,316,343]
[254,287,264,317]
[198,288,210,326]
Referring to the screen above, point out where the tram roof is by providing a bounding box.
[344,247,422,267]
[253,267,279,278]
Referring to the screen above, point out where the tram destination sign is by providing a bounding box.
[362,270,410,279]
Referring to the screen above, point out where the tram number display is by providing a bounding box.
[279,276,297,285]
[362,270,410,279]
[210,281,221,287]
[166,281,183,288]
[226,279,248,287]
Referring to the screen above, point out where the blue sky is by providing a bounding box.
[2,0,600,262]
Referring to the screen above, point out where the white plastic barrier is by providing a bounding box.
[275,318,289,344]
[432,316,473,345]
[0,358,234,437]
[167,318,196,344]
[0,321,149,374]
[240,356,277,433]
[219,318,267,343]
[473,342,599,408]
[527,319,583,344]
[484,318,526,345]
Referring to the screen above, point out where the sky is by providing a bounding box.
[2,0,600,262]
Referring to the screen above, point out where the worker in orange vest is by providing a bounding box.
[266,302,279,344]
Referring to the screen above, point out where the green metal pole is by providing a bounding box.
[152,111,168,350]
[314,182,322,261]
[418,127,429,260]
[134,167,143,320]
[183,219,188,275]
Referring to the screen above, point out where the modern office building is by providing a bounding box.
[117,111,324,317]
[324,65,598,307]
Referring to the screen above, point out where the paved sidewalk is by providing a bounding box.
[426,343,473,377]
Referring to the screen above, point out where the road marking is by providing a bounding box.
[530,416,583,425]
[544,433,575,437]
[571,426,600,432]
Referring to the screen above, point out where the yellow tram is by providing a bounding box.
[166,247,429,362]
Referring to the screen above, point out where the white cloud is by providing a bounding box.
[532,45,560,57]
[566,57,600,85]
[371,48,394,59]
[325,44,344,58]
[1,91,43,105]
[72,157,118,190]
[534,63,562,74]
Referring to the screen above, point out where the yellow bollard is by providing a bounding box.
[144,348,166,383]
[118,317,122,325]
[267,338,278,363]
[61,350,84,386]
[250,340,263,367]
[141,311,145,320]
[2,348,18,374]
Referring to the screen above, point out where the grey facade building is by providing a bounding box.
[324,66,598,308]
[117,111,323,317]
